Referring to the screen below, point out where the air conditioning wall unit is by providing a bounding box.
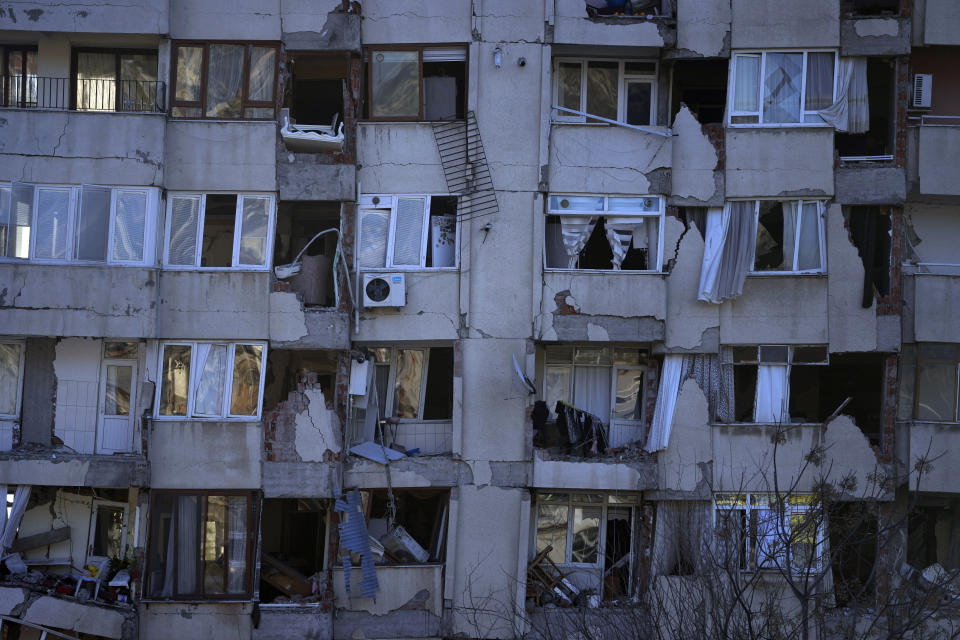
[362,273,406,308]
[913,74,933,109]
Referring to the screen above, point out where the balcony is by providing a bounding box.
[1,75,165,112]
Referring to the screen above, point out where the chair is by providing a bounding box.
[75,558,111,600]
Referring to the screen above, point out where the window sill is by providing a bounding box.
[162,266,271,272]
[727,123,833,130]
[544,268,663,275]
[152,416,262,422]
[358,267,459,273]
[168,118,276,123]
[746,272,826,277]
[0,259,155,268]
[140,598,254,604]
[712,422,824,427]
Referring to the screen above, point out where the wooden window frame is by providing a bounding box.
[0,45,38,109]
[69,47,159,112]
[146,490,259,601]
[170,41,280,121]
[363,43,469,122]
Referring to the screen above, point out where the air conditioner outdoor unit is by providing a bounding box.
[362,273,406,308]
[912,74,932,109]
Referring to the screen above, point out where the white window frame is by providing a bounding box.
[0,182,158,265]
[714,493,824,573]
[727,50,839,127]
[553,58,657,126]
[742,199,827,275]
[369,346,453,422]
[153,341,268,421]
[535,493,639,570]
[542,346,647,424]
[357,194,459,271]
[545,194,665,273]
[162,192,276,271]
[86,499,129,565]
[0,339,25,420]
[728,345,829,425]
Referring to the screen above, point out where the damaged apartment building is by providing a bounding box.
[0,0,957,638]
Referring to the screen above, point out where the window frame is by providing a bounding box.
[69,47,160,112]
[534,493,640,569]
[913,344,960,423]
[162,192,276,271]
[170,41,280,121]
[0,339,25,420]
[552,57,658,126]
[727,50,839,128]
[541,346,648,425]
[145,489,258,601]
[363,43,469,123]
[86,499,129,565]
[0,182,159,265]
[0,45,38,108]
[714,493,824,573]
[153,341,268,421]
[366,345,454,423]
[544,194,665,273]
[728,345,830,425]
[740,199,827,275]
[357,194,460,271]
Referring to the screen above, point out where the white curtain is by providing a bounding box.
[0,486,30,552]
[698,203,757,303]
[560,216,597,268]
[697,206,728,302]
[573,366,611,422]
[819,57,869,133]
[226,497,247,594]
[645,355,684,452]
[176,495,198,595]
[755,364,789,424]
[605,218,642,270]
[782,201,799,271]
[194,344,226,415]
[797,202,822,271]
[733,55,760,113]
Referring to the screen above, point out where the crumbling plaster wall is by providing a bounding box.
[841,17,911,56]
[0,0,167,33]
[332,564,443,616]
[253,607,333,640]
[354,272,462,342]
[149,421,262,489]
[138,602,253,640]
[731,0,839,49]
[671,107,721,205]
[664,220,719,351]
[356,124,446,193]
[0,265,157,339]
[553,0,665,47]
[676,0,730,58]
[24,595,130,639]
[725,129,834,198]
[657,380,711,494]
[713,415,884,496]
[533,452,657,491]
[719,277,828,345]
[549,125,672,196]
[826,204,883,353]
[164,121,277,192]
[906,202,960,263]
[53,339,101,454]
[0,111,164,186]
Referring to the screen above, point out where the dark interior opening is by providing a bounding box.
[843,0,899,15]
[259,499,327,604]
[426,196,458,268]
[201,194,237,268]
[908,498,960,573]
[366,489,449,563]
[262,349,339,412]
[274,201,341,307]
[546,216,654,270]
[422,347,454,420]
[829,502,878,607]
[670,60,728,125]
[787,354,885,444]
[846,206,892,307]
[604,507,633,599]
[836,58,895,158]
[734,366,758,422]
[287,52,349,127]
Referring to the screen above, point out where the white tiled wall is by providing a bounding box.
[385,421,453,455]
[55,380,98,454]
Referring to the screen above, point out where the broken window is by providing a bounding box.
[533,493,640,600]
[171,42,278,119]
[729,51,836,125]
[286,52,348,128]
[73,48,160,112]
[364,46,466,121]
[747,199,825,273]
[670,60,728,125]
[1,45,37,108]
[0,340,24,419]
[554,58,657,125]
[846,207,891,307]
[729,345,828,424]
[358,195,458,269]
[914,344,960,422]
[156,341,266,420]
[87,499,128,565]
[369,346,452,422]
[908,498,960,576]
[165,193,274,269]
[260,499,328,604]
[274,202,342,307]
[544,195,663,271]
[828,502,877,606]
[0,182,156,264]
[354,489,448,564]
[147,491,257,599]
[715,493,823,572]
[584,0,672,18]
[836,58,894,160]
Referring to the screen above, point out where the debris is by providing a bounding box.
[350,441,406,464]
[380,526,429,563]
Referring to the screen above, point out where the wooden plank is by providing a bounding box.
[9,527,70,553]
[261,552,312,596]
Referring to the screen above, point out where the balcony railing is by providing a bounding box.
[0,75,165,113]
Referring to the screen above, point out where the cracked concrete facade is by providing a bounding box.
[0,0,958,638]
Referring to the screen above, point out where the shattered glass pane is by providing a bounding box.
[537,504,568,565]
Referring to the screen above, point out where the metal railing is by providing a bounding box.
[0,75,165,112]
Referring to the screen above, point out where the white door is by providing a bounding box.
[96,360,137,454]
